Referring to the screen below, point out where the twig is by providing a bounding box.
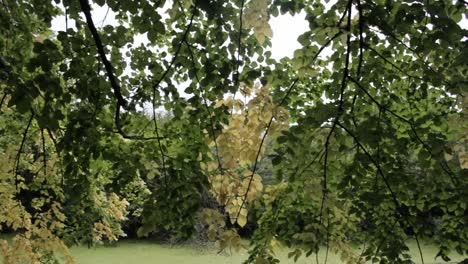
[336,121,400,209]
[151,10,195,94]
[41,128,47,177]
[324,208,330,264]
[14,112,34,191]
[367,27,452,88]
[415,232,425,264]
[0,92,6,113]
[365,44,423,81]
[320,0,353,225]
[79,0,165,141]
[234,79,298,222]
[234,0,245,87]
[46,128,64,187]
[153,8,196,185]
[101,7,110,27]
[356,0,364,78]
[184,39,224,175]
[231,0,245,116]
[348,76,458,185]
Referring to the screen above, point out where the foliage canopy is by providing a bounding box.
[0,0,467,263]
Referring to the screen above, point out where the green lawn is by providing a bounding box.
[0,236,465,263]
[68,240,465,264]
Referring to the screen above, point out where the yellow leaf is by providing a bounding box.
[239,208,248,216]
[263,25,273,38]
[237,214,247,227]
[255,33,266,44]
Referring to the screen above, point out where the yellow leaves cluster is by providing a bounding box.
[449,133,468,169]
[94,221,118,241]
[243,0,273,44]
[92,192,129,242]
[0,144,75,263]
[446,112,468,169]
[0,193,31,230]
[0,202,75,264]
[0,236,42,264]
[108,193,130,221]
[0,233,75,264]
[206,84,289,229]
[200,209,246,252]
[200,208,225,240]
[214,85,289,170]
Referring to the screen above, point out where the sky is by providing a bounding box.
[50,4,309,106]
[50,5,309,61]
[51,3,468,64]
[50,2,467,110]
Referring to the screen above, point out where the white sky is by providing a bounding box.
[51,3,468,62]
[50,3,467,110]
[51,5,308,61]
[269,13,309,59]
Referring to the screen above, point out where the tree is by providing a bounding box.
[0,0,467,263]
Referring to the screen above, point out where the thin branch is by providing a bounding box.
[348,76,458,185]
[152,9,196,185]
[293,148,325,180]
[232,2,353,244]
[79,0,127,108]
[234,79,299,222]
[365,44,423,81]
[152,10,195,93]
[0,92,6,113]
[100,7,110,27]
[356,0,364,78]
[230,0,245,116]
[338,120,423,264]
[324,208,330,264]
[336,121,400,208]
[368,218,399,262]
[174,0,188,19]
[415,232,425,264]
[320,0,353,225]
[79,0,171,142]
[152,113,168,185]
[338,121,426,263]
[184,39,224,174]
[367,27,452,88]
[14,112,34,191]
[234,0,245,87]
[46,128,64,187]
[41,128,47,177]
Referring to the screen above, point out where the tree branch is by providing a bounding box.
[320,0,353,226]
[14,112,34,191]
[0,92,6,113]
[365,44,423,81]
[234,79,298,222]
[348,76,458,185]
[79,0,127,108]
[356,0,364,78]
[184,39,224,175]
[234,0,245,87]
[79,0,166,141]
[336,121,400,208]
[41,128,47,177]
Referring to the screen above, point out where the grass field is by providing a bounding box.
[1,236,465,264]
[68,240,465,264]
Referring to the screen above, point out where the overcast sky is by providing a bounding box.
[51,5,309,61]
[50,3,467,108]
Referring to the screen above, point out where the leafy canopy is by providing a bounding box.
[0,0,467,263]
